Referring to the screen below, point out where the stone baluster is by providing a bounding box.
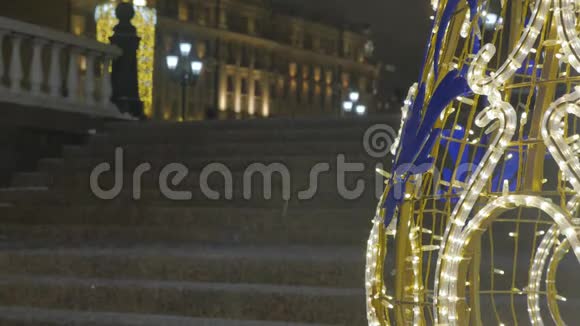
[0,32,6,89]
[67,48,80,101]
[84,52,96,105]
[0,16,122,117]
[101,55,113,108]
[261,74,270,117]
[9,34,23,93]
[30,38,46,95]
[48,43,63,98]
[218,5,228,29]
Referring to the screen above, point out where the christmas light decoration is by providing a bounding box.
[366,0,580,325]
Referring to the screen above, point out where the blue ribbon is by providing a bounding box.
[382,0,481,227]
[434,0,479,78]
[383,69,472,227]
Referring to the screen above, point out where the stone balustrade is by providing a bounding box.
[0,16,127,118]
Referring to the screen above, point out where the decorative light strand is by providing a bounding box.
[365,213,387,326]
[365,82,421,326]
[468,0,549,92]
[554,0,580,73]
[434,43,518,323]
[409,225,425,324]
[546,238,572,325]
[390,84,419,156]
[434,2,556,322]
[527,226,559,326]
[439,196,580,325]
[542,86,580,200]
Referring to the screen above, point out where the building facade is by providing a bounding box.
[71,0,379,120]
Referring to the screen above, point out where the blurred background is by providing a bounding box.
[0,0,432,120]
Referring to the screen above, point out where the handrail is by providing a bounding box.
[0,16,121,56]
[0,15,128,119]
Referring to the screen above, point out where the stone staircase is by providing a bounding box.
[0,117,397,325]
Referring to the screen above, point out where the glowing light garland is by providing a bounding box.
[435,1,580,323]
[554,0,580,71]
[469,0,549,93]
[527,226,560,326]
[434,38,518,323]
[526,224,575,326]
[439,195,580,324]
[390,84,418,156]
[546,238,571,325]
[435,90,517,324]
[365,82,417,326]
[542,87,580,197]
[95,1,157,117]
[365,213,389,326]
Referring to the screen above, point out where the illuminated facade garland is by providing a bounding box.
[95,0,156,117]
[366,0,580,325]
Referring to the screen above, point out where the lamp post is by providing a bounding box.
[166,41,204,121]
[110,2,144,118]
[342,90,366,116]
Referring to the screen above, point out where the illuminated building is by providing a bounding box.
[70,0,379,120]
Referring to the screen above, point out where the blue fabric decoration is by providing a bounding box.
[383,69,472,227]
[420,0,478,82]
[434,0,461,78]
[516,59,542,77]
[467,0,478,17]
[417,13,435,81]
[434,0,479,78]
[382,0,482,227]
[438,132,523,202]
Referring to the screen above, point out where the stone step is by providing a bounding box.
[0,118,393,326]
[90,127,380,145]
[40,155,385,173]
[10,172,53,188]
[41,162,386,196]
[0,188,380,208]
[0,205,371,244]
[0,306,334,326]
[0,275,366,324]
[63,141,373,159]
[36,158,66,172]
[0,205,370,227]
[104,116,399,133]
[0,245,364,288]
[0,223,370,246]
[44,170,383,195]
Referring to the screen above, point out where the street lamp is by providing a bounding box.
[349,91,360,102]
[166,41,204,121]
[343,101,354,112]
[342,90,366,116]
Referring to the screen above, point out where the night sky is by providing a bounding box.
[274,0,433,90]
